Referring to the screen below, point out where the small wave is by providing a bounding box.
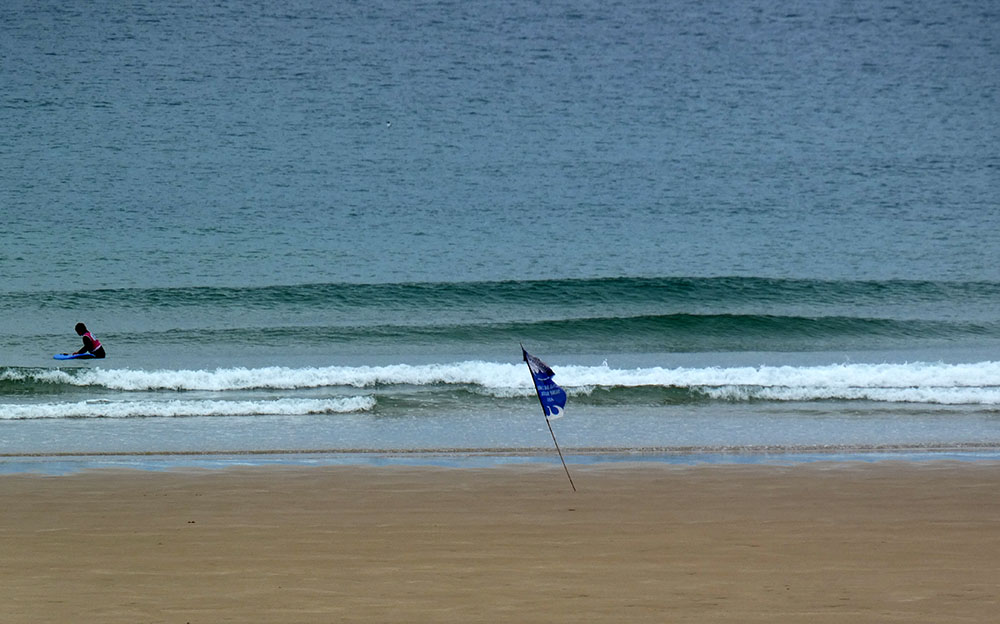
[8,276,1000,312]
[558,361,1000,390]
[19,363,526,391]
[8,277,999,354]
[6,360,1000,405]
[0,396,376,420]
[59,314,1000,353]
[700,385,1000,405]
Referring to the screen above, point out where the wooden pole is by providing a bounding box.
[542,409,576,492]
[523,347,576,492]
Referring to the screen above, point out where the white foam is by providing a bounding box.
[701,385,1000,405]
[0,396,376,420]
[53,362,526,391]
[557,361,1000,390]
[22,360,1000,405]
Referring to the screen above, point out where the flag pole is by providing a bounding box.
[542,403,576,492]
[523,347,576,492]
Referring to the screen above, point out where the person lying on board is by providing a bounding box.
[66,322,107,358]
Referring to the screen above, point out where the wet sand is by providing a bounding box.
[2,461,998,623]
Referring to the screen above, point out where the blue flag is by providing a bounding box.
[522,348,567,420]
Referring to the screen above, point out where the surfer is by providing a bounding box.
[70,322,106,358]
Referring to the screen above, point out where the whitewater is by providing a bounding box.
[5,360,1000,422]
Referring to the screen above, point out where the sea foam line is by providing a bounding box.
[0,396,376,420]
[13,360,1000,394]
[699,385,1000,405]
[13,363,529,391]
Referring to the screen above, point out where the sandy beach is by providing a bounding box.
[1,461,998,623]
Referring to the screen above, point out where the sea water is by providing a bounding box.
[2,0,999,472]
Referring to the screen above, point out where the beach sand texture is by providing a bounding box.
[2,462,998,623]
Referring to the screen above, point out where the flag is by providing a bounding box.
[522,346,576,492]
[522,347,567,420]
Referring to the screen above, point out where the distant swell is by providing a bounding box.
[7,276,1000,312]
[7,276,1000,354]
[65,314,1000,354]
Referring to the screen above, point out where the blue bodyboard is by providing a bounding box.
[54,353,98,360]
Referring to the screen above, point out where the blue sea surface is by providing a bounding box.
[2,0,999,472]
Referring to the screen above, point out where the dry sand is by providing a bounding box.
[1,461,998,623]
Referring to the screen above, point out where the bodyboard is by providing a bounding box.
[54,353,98,360]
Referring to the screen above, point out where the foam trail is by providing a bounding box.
[557,361,1000,390]
[8,360,1000,405]
[24,360,1000,390]
[0,396,376,420]
[701,386,1000,405]
[30,363,526,391]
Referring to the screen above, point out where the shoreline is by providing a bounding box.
[4,444,1000,476]
[2,461,998,623]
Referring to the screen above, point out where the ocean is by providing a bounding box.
[2,0,999,473]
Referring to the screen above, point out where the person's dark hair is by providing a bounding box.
[75,322,87,334]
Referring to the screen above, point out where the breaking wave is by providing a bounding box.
[5,360,1000,410]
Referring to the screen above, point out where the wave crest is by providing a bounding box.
[6,360,1000,405]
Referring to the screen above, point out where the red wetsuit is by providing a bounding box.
[76,332,107,358]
